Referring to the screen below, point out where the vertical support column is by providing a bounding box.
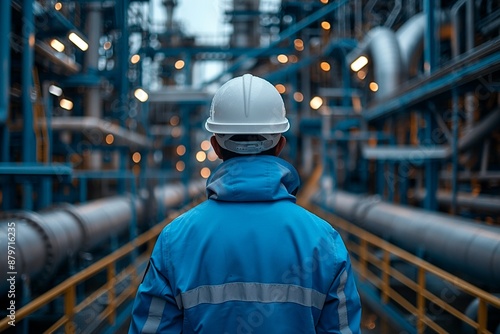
[117,0,129,194]
[424,111,438,211]
[0,0,11,125]
[84,3,103,171]
[22,0,35,210]
[451,87,459,214]
[423,0,437,74]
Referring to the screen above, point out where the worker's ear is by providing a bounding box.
[274,136,286,156]
[210,136,224,160]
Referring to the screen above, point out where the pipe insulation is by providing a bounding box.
[347,27,404,99]
[0,181,205,293]
[318,190,500,288]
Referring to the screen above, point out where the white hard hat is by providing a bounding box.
[205,74,290,135]
[205,74,289,154]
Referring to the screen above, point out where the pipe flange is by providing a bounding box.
[1,211,57,287]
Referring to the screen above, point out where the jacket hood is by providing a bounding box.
[206,155,300,202]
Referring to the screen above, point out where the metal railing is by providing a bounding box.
[311,204,500,334]
[0,204,196,333]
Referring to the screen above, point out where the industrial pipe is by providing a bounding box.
[48,117,153,148]
[318,190,500,288]
[347,27,404,99]
[84,2,104,170]
[0,181,204,293]
[412,189,500,214]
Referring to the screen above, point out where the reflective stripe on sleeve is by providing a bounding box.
[141,296,166,333]
[176,282,326,310]
[337,270,352,334]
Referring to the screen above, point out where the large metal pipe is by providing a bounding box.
[319,190,500,288]
[412,190,500,214]
[457,108,500,153]
[347,27,403,99]
[84,3,103,170]
[0,181,205,293]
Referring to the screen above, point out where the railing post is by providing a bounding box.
[417,267,426,334]
[107,263,116,324]
[360,239,367,280]
[64,286,76,334]
[477,299,487,334]
[382,250,390,303]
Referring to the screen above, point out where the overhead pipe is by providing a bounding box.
[48,117,153,148]
[347,27,404,99]
[0,181,205,293]
[318,190,500,288]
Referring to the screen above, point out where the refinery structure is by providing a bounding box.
[0,0,499,333]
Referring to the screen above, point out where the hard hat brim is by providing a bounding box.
[205,119,290,134]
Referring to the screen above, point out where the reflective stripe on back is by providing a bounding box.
[176,282,326,310]
[141,296,166,333]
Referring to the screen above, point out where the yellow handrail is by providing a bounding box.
[0,206,191,333]
[311,204,500,334]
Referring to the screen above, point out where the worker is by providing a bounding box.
[129,74,362,333]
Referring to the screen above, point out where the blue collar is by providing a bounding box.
[206,155,300,202]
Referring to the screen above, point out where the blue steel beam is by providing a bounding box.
[0,163,72,176]
[151,46,292,59]
[364,51,500,121]
[203,0,350,85]
[0,0,11,124]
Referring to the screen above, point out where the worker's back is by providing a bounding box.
[130,156,361,333]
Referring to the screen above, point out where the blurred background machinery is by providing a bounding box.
[0,0,499,333]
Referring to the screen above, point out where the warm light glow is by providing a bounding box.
[350,55,368,72]
[201,140,211,151]
[369,82,379,92]
[174,60,185,69]
[132,152,141,163]
[277,54,288,64]
[50,39,65,52]
[176,145,186,156]
[68,32,89,51]
[171,127,181,138]
[320,61,331,71]
[321,21,331,30]
[293,92,304,102]
[275,84,286,94]
[207,151,218,161]
[60,98,73,110]
[357,69,367,80]
[196,151,207,162]
[200,167,211,179]
[105,134,114,145]
[176,161,185,172]
[54,2,62,10]
[294,39,304,51]
[48,84,63,96]
[320,0,329,3]
[131,54,141,64]
[103,41,112,50]
[170,115,180,126]
[310,96,323,110]
[134,88,149,102]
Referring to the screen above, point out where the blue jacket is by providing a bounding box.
[130,156,361,333]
